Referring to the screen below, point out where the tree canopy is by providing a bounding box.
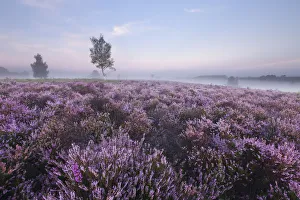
[89,34,115,77]
[31,54,49,78]
[90,70,101,78]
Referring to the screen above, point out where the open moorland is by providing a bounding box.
[0,80,299,199]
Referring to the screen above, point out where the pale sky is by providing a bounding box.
[0,0,300,77]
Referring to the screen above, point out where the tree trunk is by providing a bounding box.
[101,68,106,80]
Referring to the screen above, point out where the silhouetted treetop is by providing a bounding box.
[90,70,101,78]
[0,66,9,75]
[31,54,49,78]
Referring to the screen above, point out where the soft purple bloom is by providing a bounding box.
[71,163,82,183]
[0,80,299,199]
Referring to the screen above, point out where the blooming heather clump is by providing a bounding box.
[124,108,152,139]
[184,147,241,199]
[0,80,299,199]
[46,133,182,199]
[228,138,300,199]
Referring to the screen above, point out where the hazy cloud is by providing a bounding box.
[65,17,75,24]
[184,8,203,13]
[112,23,131,36]
[20,0,63,9]
[257,58,300,68]
[111,21,161,36]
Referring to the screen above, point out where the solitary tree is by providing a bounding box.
[90,70,101,78]
[89,34,115,77]
[31,54,49,78]
[227,76,239,87]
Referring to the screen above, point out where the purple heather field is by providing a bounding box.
[0,80,299,199]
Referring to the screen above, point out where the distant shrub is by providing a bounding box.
[31,54,49,78]
[227,76,239,87]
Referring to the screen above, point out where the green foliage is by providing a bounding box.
[90,34,115,76]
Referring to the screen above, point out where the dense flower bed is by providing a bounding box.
[0,80,299,199]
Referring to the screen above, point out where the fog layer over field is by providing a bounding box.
[42,69,300,93]
[176,78,300,93]
[2,68,299,93]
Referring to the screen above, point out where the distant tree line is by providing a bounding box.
[195,74,300,84]
[194,75,228,80]
[240,75,300,83]
[0,66,29,78]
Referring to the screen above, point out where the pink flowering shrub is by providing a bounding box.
[183,147,241,199]
[0,80,299,199]
[45,133,184,199]
[225,138,300,199]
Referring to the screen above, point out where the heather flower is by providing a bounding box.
[230,138,300,198]
[71,162,82,183]
[46,132,183,199]
[0,80,299,199]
